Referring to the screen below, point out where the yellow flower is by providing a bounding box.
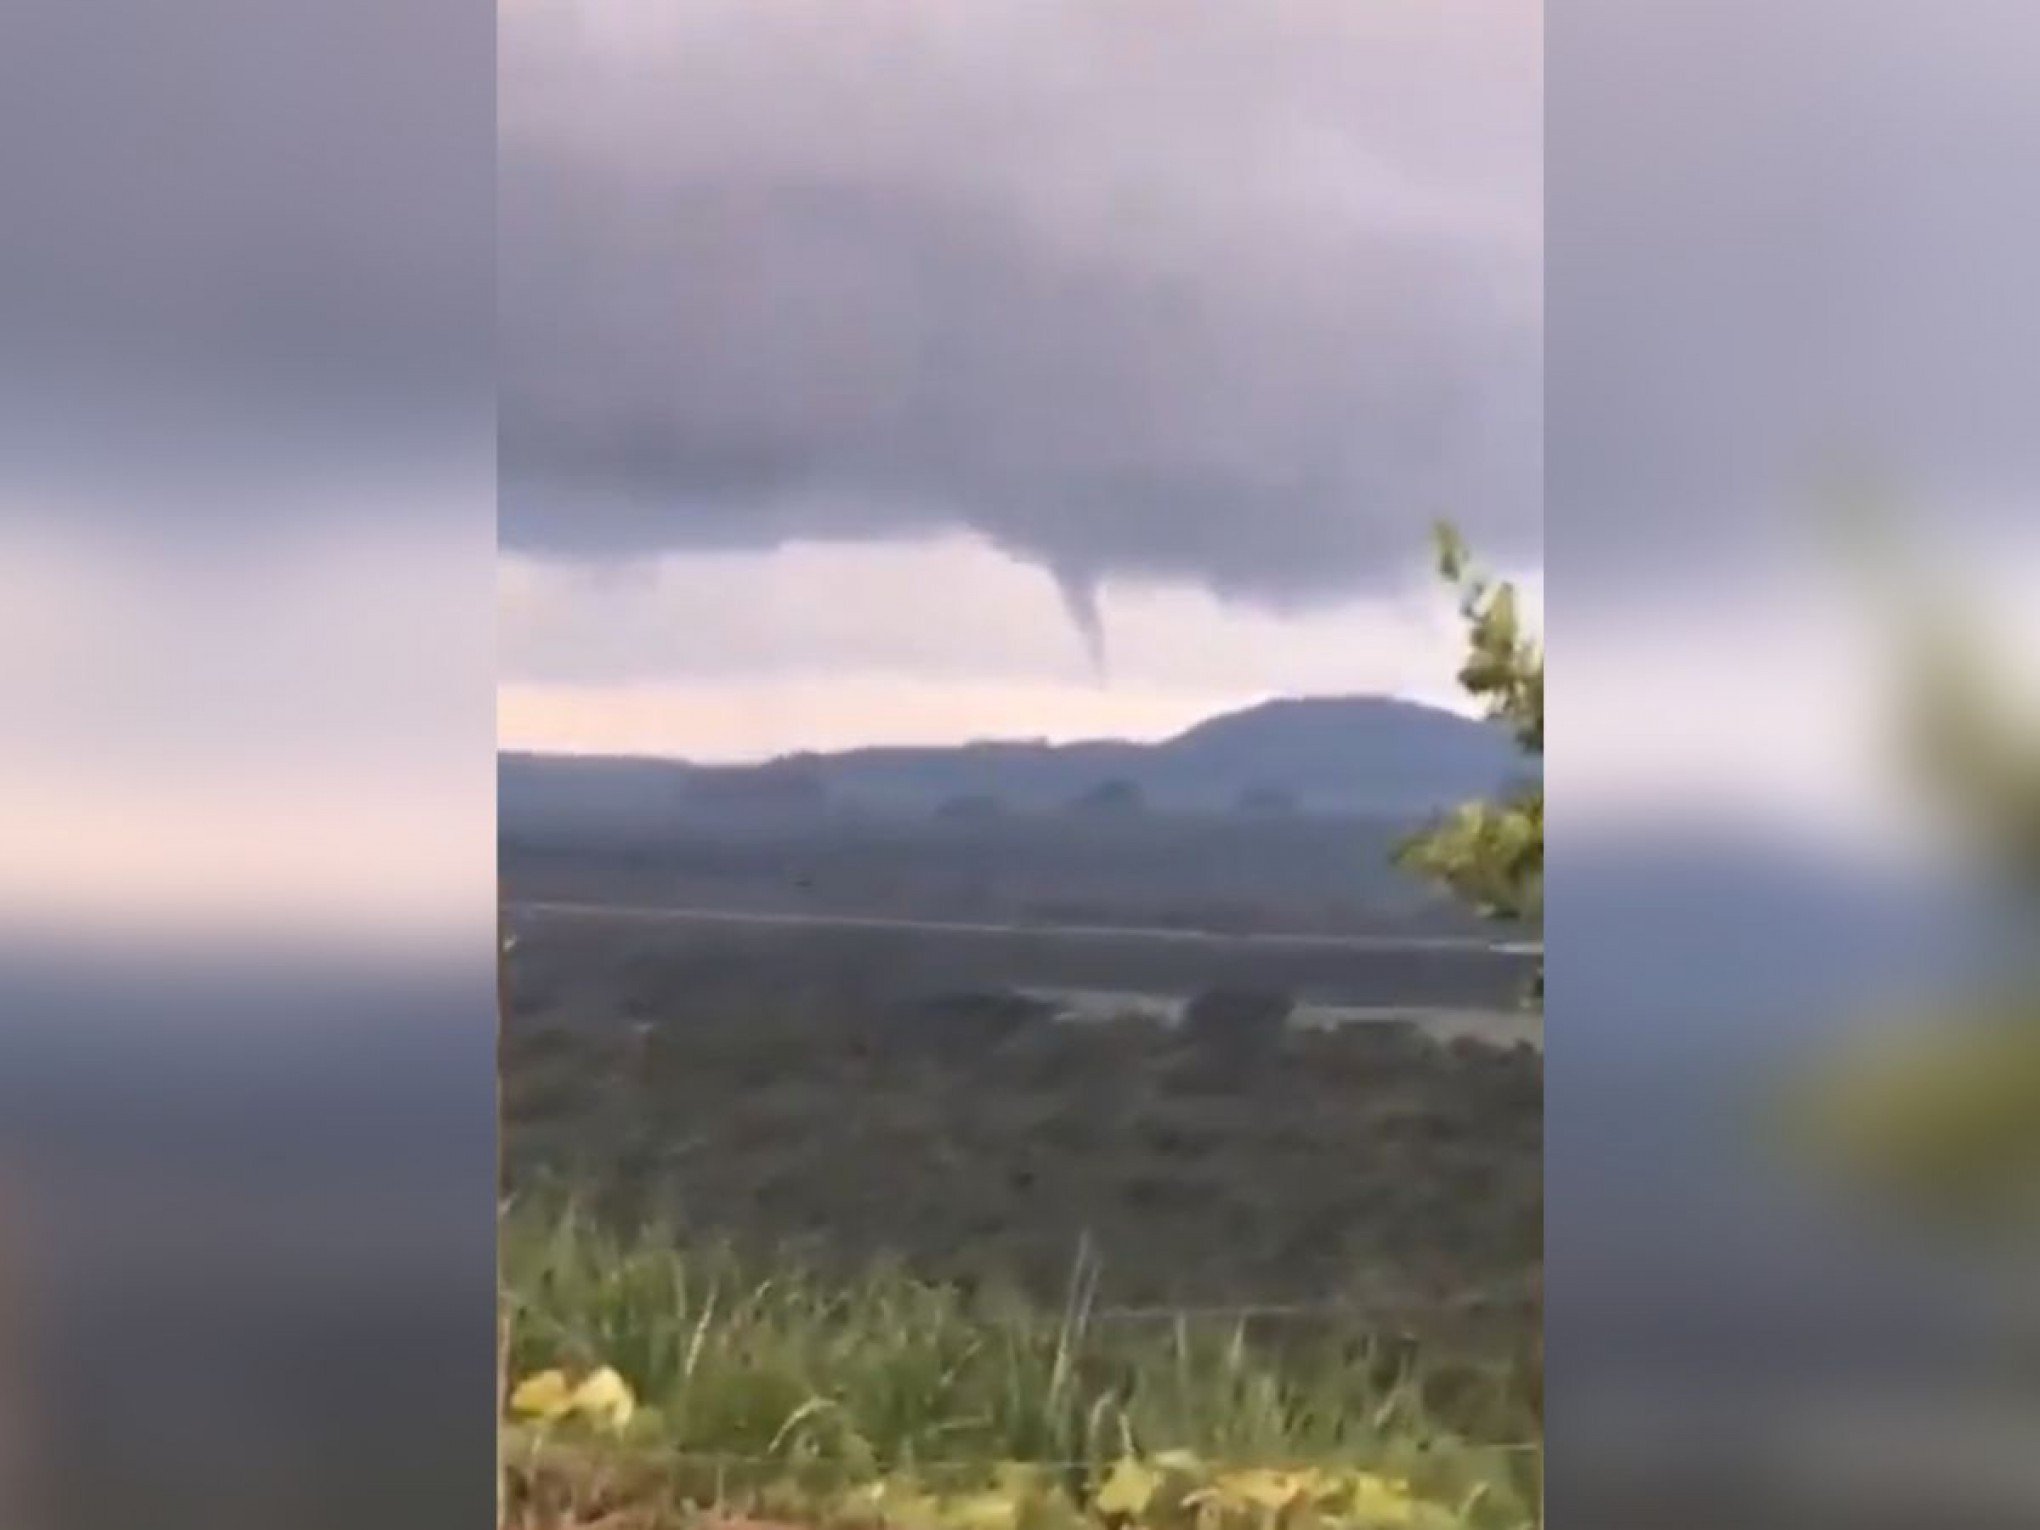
[1094,1458,1162,1518]
[857,1479,944,1530]
[948,1489,1022,1530]
[1190,1468,1302,1514]
[507,1364,638,1432]
[1344,1471,1420,1526]
[508,1369,575,1422]
[992,1462,1048,1498]
[570,1366,637,1431]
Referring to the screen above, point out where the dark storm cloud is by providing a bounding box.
[1549,0,2040,575]
[498,1,1542,604]
[0,0,493,529]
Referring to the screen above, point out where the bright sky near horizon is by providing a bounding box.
[496,534,1531,761]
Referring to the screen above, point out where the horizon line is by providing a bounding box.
[496,689,1484,768]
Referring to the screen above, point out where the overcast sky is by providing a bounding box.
[6,0,2031,875]
[497,0,1544,757]
[498,0,2040,868]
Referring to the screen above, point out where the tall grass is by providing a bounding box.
[500,1196,1540,1528]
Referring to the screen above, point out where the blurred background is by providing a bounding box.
[0,2,497,1527]
[1549,1,2040,1525]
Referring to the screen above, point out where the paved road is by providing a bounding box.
[502,897,1541,956]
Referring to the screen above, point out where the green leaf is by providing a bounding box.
[1394,526,1542,1006]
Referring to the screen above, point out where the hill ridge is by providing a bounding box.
[500,692,1521,830]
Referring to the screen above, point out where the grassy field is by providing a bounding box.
[500,917,1542,1528]
[500,1200,1542,1530]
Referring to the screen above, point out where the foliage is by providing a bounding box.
[501,978,1542,1314]
[1829,487,2040,901]
[1780,997,2040,1232]
[1781,494,2040,1229]
[505,1445,1527,1530]
[505,1438,1524,1530]
[1395,525,1543,1002]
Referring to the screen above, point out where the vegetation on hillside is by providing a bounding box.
[501,954,1541,1313]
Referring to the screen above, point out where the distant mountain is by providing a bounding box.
[499,694,1526,836]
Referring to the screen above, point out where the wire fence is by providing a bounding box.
[505,1443,1546,1473]
[1054,1295,1534,1325]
